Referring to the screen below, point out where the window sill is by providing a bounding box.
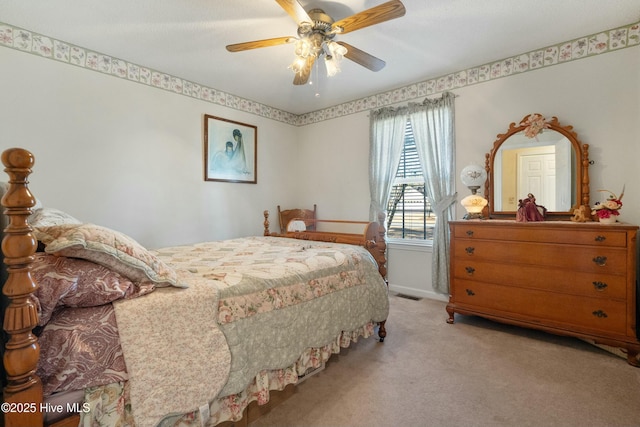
[387,239,434,252]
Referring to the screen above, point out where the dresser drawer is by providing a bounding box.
[453,224,628,247]
[453,239,627,273]
[452,260,627,300]
[453,280,627,335]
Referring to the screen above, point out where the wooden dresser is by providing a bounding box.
[447,220,640,366]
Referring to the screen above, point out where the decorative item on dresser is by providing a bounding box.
[459,163,488,219]
[448,115,639,367]
[592,187,624,224]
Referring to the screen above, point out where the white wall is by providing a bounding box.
[2,41,638,299]
[296,113,371,220]
[1,47,300,248]
[295,47,640,298]
[453,47,640,227]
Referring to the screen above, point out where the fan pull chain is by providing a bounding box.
[314,57,320,97]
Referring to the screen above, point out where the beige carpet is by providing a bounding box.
[251,294,640,427]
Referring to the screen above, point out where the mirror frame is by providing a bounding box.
[484,114,590,220]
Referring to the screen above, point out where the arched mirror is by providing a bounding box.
[484,114,590,220]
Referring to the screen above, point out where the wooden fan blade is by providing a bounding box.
[226,36,295,52]
[332,0,406,34]
[293,56,316,85]
[337,42,386,72]
[275,0,312,24]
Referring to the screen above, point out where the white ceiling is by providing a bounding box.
[2,0,639,115]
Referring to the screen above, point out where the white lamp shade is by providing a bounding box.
[287,220,307,232]
[461,194,488,213]
[460,164,487,188]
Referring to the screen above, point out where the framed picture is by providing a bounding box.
[204,114,257,183]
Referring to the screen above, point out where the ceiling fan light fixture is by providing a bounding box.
[297,22,314,37]
[326,41,347,61]
[294,39,312,58]
[324,41,347,77]
[325,56,340,76]
[289,55,307,74]
[227,0,406,86]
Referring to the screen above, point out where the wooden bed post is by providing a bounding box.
[375,212,387,280]
[374,212,387,342]
[1,148,43,427]
[363,212,388,282]
[263,210,271,236]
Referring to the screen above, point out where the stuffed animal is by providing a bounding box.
[571,205,592,222]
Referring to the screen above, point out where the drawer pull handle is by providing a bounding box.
[592,281,608,291]
[465,266,475,275]
[465,289,475,296]
[592,310,608,318]
[595,235,606,242]
[466,230,474,237]
[592,256,607,266]
[465,247,475,255]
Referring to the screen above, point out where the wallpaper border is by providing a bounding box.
[1,20,638,126]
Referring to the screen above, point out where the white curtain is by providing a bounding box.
[368,107,407,224]
[408,92,457,293]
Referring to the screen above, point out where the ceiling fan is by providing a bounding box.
[226,0,406,85]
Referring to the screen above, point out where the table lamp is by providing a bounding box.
[460,164,488,219]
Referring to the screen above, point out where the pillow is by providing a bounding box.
[37,304,128,397]
[35,223,185,288]
[30,207,81,228]
[31,253,156,326]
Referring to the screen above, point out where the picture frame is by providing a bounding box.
[204,114,257,183]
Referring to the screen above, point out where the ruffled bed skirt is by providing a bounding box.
[79,323,375,427]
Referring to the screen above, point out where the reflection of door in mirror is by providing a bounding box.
[494,131,573,211]
[517,148,556,210]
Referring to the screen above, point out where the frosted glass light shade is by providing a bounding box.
[460,164,487,189]
[461,194,488,219]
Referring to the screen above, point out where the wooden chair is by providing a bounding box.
[277,204,317,234]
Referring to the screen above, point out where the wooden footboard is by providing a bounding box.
[1,148,43,427]
[263,210,388,341]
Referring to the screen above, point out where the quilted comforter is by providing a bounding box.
[154,236,390,396]
[109,236,389,427]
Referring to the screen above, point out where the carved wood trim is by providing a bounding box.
[484,114,590,220]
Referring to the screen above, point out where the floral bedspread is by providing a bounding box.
[153,236,389,397]
[83,236,389,426]
[82,325,375,427]
[111,274,231,427]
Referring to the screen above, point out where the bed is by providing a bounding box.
[1,147,389,427]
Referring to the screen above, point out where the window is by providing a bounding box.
[386,121,436,240]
